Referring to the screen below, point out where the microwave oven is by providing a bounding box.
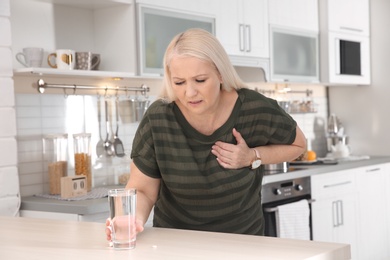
[321,31,370,85]
[136,4,215,76]
[269,26,319,83]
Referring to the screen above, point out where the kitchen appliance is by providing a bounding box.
[269,26,319,83]
[322,31,370,85]
[326,114,349,152]
[262,174,313,239]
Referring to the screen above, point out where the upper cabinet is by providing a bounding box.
[319,0,371,85]
[327,0,370,36]
[268,0,319,83]
[268,0,318,32]
[11,0,372,86]
[11,0,137,80]
[214,0,269,59]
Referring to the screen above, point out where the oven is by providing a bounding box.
[262,175,314,239]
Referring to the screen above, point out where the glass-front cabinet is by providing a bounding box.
[136,4,215,76]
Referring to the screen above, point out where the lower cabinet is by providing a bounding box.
[312,163,390,260]
[356,163,390,260]
[311,170,358,259]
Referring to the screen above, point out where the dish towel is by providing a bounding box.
[275,199,310,240]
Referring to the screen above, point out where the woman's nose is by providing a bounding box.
[185,83,197,97]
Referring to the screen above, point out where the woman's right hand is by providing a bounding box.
[105,218,145,242]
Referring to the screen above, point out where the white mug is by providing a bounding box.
[16,47,44,67]
[47,49,76,70]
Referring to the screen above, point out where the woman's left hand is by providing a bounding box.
[211,128,253,169]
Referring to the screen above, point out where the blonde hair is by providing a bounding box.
[160,28,247,102]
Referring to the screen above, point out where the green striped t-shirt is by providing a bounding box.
[131,88,297,235]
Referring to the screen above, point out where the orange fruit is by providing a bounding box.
[306,150,317,161]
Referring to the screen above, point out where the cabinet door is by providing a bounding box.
[239,0,269,58]
[327,0,370,36]
[215,0,268,58]
[214,0,241,56]
[311,170,358,259]
[136,0,216,15]
[312,193,358,259]
[356,164,390,259]
[268,0,318,32]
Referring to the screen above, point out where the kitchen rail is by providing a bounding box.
[36,79,150,95]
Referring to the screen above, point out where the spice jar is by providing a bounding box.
[43,134,68,195]
[73,133,92,191]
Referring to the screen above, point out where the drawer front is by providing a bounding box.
[311,170,357,198]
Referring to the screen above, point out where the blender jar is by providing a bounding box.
[43,134,68,195]
[73,133,92,191]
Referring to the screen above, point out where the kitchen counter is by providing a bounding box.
[0,216,350,260]
[262,156,390,184]
[20,156,390,217]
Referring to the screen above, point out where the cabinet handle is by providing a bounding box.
[323,181,351,188]
[366,168,380,172]
[339,26,363,33]
[332,201,338,227]
[245,24,251,52]
[332,200,344,227]
[338,200,344,226]
[239,24,245,52]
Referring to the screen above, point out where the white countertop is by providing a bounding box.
[0,216,350,260]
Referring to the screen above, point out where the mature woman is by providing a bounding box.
[106,28,306,239]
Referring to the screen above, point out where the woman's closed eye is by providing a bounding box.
[174,81,185,86]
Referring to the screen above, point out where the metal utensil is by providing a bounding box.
[113,97,125,157]
[104,100,114,156]
[96,96,104,158]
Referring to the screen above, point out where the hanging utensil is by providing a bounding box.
[103,99,114,156]
[96,96,105,158]
[113,97,125,157]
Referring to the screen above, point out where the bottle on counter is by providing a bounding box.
[73,133,92,191]
[43,134,68,195]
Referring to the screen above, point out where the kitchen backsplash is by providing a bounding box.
[15,88,328,197]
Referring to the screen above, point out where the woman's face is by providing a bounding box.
[169,56,222,115]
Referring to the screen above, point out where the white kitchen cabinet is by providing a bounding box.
[311,170,358,260]
[268,0,318,32]
[135,0,215,15]
[356,163,390,259]
[214,0,269,59]
[318,0,371,85]
[327,0,370,36]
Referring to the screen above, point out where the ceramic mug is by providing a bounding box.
[47,49,76,69]
[76,52,100,70]
[16,47,44,67]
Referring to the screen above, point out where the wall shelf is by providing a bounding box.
[13,67,163,81]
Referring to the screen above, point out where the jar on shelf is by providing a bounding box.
[73,133,92,191]
[43,134,68,195]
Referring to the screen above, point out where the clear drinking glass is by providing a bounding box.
[108,188,137,250]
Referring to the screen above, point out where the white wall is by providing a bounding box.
[0,0,21,216]
[328,0,390,156]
